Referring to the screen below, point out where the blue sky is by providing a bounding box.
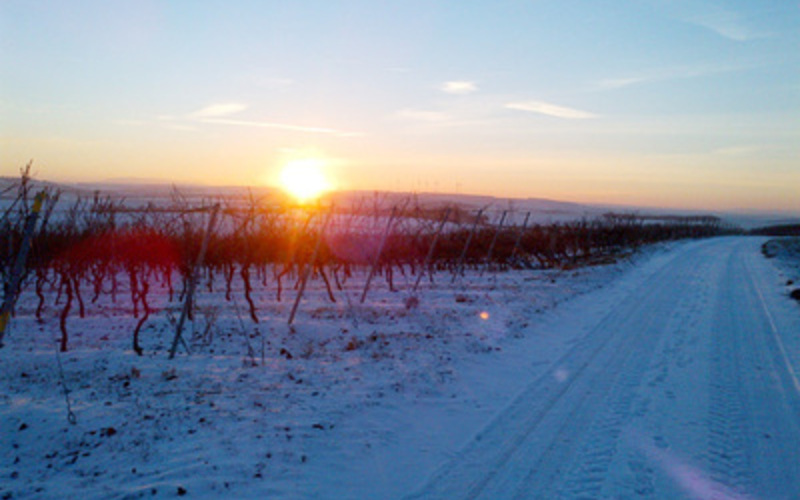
[1,1,798,212]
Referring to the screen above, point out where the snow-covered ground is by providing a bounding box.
[763,237,800,290]
[2,237,799,499]
[409,236,800,500]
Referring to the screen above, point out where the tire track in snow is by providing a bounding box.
[408,240,715,499]
[705,244,800,500]
[507,300,663,500]
[555,252,717,499]
[707,251,751,494]
[538,336,656,500]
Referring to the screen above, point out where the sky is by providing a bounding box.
[1,0,799,212]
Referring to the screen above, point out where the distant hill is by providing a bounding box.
[3,177,796,229]
[327,190,599,224]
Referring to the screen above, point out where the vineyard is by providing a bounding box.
[1,170,728,357]
[0,172,746,499]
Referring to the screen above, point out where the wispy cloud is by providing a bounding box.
[190,102,248,118]
[689,13,754,41]
[505,100,597,119]
[395,109,450,122]
[713,145,759,156]
[116,115,198,131]
[596,77,649,90]
[199,117,360,137]
[682,5,767,42]
[595,62,758,91]
[162,124,198,132]
[112,119,147,126]
[136,102,360,137]
[441,81,478,95]
[245,76,294,88]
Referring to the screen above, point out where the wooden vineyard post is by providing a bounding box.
[0,191,46,348]
[452,208,485,283]
[481,210,507,276]
[288,208,332,326]
[168,204,220,359]
[360,206,397,303]
[509,211,531,264]
[412,207,451,293]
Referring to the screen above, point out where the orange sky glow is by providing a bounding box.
[2,2,798,214]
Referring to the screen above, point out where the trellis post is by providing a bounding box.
[412,207,451,293]
[481,210,507,276]
[360,206,397,303]
[169,204,220,359]
[288,207,333,325]
[0,191,46,348]
[452,208,485,283]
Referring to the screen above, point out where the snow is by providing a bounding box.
[409,237,800,499]
[2,237,800,499]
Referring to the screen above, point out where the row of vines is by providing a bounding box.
[1,170,732,355]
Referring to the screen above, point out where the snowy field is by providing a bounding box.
[2,236,800,499]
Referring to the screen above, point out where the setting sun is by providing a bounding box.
[278,158,331,203]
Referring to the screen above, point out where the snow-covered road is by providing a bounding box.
[409,237,800,500]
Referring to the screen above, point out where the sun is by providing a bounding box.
[278,158,331,204]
